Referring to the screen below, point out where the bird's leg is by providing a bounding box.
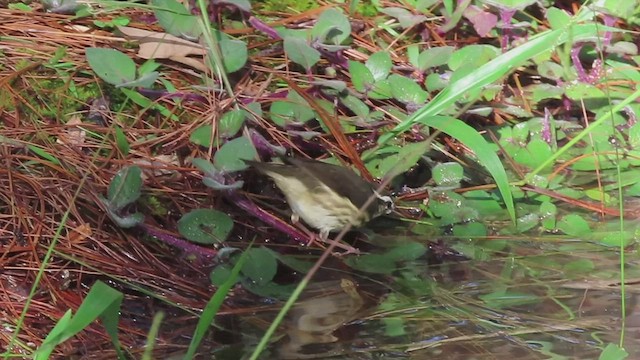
[290,212,359,254]
[290,212,300,224]
[319,230,360,255]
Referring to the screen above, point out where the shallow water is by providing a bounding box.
[226,240,639,359]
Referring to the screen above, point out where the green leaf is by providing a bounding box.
[241,279,295,299]
[417,116,514,222]
[424,72,448,91]
[432,162,464,187]
[213,136,258,172]
[35,281,125,360]
[384,140,432,179]
[539,201,557,230]
[345,254,396,274]
[366,51,392,81]
[598,343,629,360]
[546,7,571,29]
[114,126,129,155]
[516,213,539,232]
[86,48,136,86]
[241,247,278,286]
[481,0,537,11]
[28,145,61,165]
[514,138,553,170]
[564,83,606,100]
[381,7,427,28]
[219,109,247,138]
[480,290,540,309]
[210,263,234,287]
[349,60,375,92]
[417,46,455,70]
[152,0,201,39]
[187,246,250,359]
[274,254,314,273]
[453,222,487,238]
[563,259,595,275]
[592,0,637,20]
[107,166,142,212]
[283,37,320,70]
[384,24,609,194]
[340,94,370,118]
[190,125,214,147]
[270,91,316,125]
[557,214,590,236]
[8,2,32,11]
[311,8,351,45]
[448,45,500,70]
[178,208,234,244]
[389,74,428,104]
[118,71,159,89]
[218,35,248,73]
[385,242,427,262]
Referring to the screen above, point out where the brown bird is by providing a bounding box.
[246,157,394,240]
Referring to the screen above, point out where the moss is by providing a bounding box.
[255,0,319,13]
[141,195,170,217]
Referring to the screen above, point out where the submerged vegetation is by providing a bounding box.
[0,0,639,358]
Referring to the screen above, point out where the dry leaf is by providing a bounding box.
[57,115,86,148]
[117,26,207,72]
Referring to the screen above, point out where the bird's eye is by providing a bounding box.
[379,195,395,214]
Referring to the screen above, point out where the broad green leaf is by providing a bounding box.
[381,7,427,28]
[86,48,136,86]
[241,247,278,286]
[213,136,258,172]
[598,343,628,360]
[311,8,351,45]
[107,166,142,212]
[480,0,537,10]
[219,109,247,138]
[368,79,393,99]
[117,71,159,89]
[385,242,427,262]
[417,116,514,222]
[345,254,395,274]
[453,222,487,238]
[432,162,464,187]
[340,94,370,118]
[270,91,316,125]
[448,45,500,71]
[189,125,214,147]
[283,37,320,70]
[349,60,375,92]
[389,74,428,104]
[218,36,248,73]
[418,46,455,70]
[557,214,590,236]
[546,7,571,29]
[178,208,234,244]
[366,51,392,81]
[152,0,201,39]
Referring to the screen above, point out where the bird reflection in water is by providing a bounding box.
[278,279,365,359]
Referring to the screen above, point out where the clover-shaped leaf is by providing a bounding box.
[178,209,233,244]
